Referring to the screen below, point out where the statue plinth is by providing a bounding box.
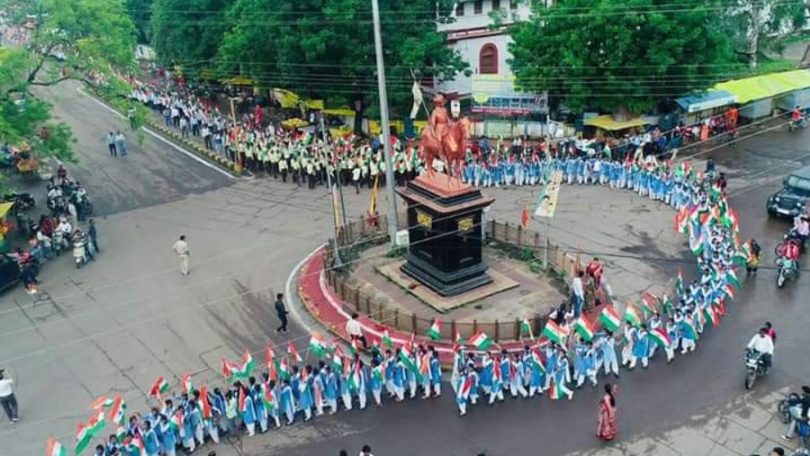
[396,174,494,296]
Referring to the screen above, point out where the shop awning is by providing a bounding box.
[0,202,14,218]
[322,108,356,117]
[676,90,738,113]
[714,70,810,104]
[584,114,647,131]
[221,76,254,86]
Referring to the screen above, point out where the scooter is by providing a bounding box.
[72,237,87,268]
[52,231,68,255]
[789,116,808,132]
[776,257,799,288]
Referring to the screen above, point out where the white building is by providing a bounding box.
[434,0,547,116]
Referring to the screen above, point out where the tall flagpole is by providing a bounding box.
[371,0,399,248]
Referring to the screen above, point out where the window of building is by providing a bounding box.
[474,0,483,14]
[479,43,498,74]
[492,0,501,10]
[455,2,464,16]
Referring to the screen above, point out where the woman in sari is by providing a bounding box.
[597,383,618,441]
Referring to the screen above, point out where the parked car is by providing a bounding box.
[767,165,810,218]
[0,253,21,292]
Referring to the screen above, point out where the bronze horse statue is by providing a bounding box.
[418,95,470,185]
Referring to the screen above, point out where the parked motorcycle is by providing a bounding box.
[744,349,768,389]
[776,257,799,288]
[52,231,68,255]
[72,235,87,269]
[3,192,35,212]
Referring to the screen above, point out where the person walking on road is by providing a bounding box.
[172,235,190,276]
[0,369,19,423]
[346,313,367,348]
[597,383,617,441]
[106,131,117,157]
[275,293,289,333]
[114,131,127,156]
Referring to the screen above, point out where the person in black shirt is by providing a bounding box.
[274,293,289,333]
[783,385,810,440]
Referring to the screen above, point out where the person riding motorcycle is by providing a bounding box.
[793,216,809,247]
[747,327,775,373]
[791,106,804,128]
[783,385,810,441]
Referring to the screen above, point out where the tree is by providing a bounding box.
[214,0,469,132]
[723,0,809,68]
[0,0,137,162]
[126,0,154,44]
[509,0,739,114]
[150,0,230,70]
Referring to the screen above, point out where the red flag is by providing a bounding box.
[199,385,213,419]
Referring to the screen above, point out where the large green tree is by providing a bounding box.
[126,0,154,43]
[214,0,469,130]
[0,0,137,161]
[150,0,230,69]
[723,0,809,68]
[509,0,739,114]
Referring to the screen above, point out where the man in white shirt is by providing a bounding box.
[346,313,367,349]
[747,327,775,371]
[172,235,190,276]
[0,369,19,422]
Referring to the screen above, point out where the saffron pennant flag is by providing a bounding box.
[573,316,595,342]
[469,330,493,350]
[599,305,621,332]
[520,318,534,341]
[427,319,441,341]
[541,321,566,345]
[149,376,170,400]
[46,438,67,456]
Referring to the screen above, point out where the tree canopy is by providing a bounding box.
[197,0,468,123]
[509,0,740,114]
[0,0,137,162]
[150,0,230,67]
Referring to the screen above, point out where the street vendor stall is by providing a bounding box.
[675,90,738,125]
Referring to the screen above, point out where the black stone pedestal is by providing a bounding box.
[396,175,495,296]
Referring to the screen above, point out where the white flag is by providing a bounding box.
[410,81,423,119]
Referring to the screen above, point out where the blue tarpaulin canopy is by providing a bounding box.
[676,90,738,113]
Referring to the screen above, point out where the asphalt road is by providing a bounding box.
[0,88,808,456]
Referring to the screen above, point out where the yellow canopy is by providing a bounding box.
[714,70,810,104]
[273,88,300,109]
[322,108,356,117]
[0,202,14,218]
[221,76,254,86]
[584,115,647,131]
[305,99,325,110]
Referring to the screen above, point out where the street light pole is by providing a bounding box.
[371,0,399,248]
[320,115,342,268]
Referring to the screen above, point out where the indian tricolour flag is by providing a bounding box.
[278,357,290,380]
[469,330,493,350]
[452,331,465,353]
[530,348,546,373]
[74,423,92,455]
[427,319,441,341]
[703,305,720,327]
[309,332,327,358]
[727,269,741,289]
[680,318,698,340]
[649,327,671,348]
[541,321,567,345]
[288,342,303,364]
[723,284,735,300]
[675,268,685,296]
[548,379,571,400]
[599,306,621,332]
[46,438,67,456]
[382,329,393,349]
[624,304,642,327]
[689,230,706,256]
[87,410,106,435]
[89,396,112,411]
[520,318,534,341]
[109,395,126,426]
[398,344,420,379]
[169,411,183,432]
[181,373,194,394]
[239,350,256,376]
[641,292,658,316]
[573,317,595,342]
[149,376,170,399]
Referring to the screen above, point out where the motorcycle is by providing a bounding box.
[789,116,808,132]
[776,257,799,288]
[3,192,35,211]
[779,392,802,424]
[72,236,87,268]
[744,349,768,389]
[47,194,66,215]
[52,231,69,255]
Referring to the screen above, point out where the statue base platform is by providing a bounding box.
[396,174,495,297]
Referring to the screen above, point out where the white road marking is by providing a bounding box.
[77,88,236,179]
